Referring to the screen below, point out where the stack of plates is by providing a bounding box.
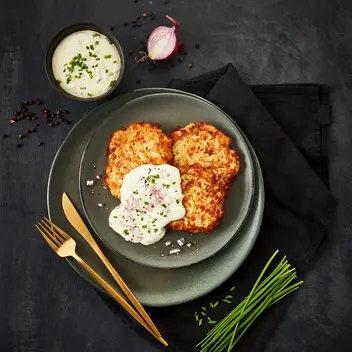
[47,88,264,307]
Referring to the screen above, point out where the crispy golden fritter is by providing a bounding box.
[169,164,226,233]
[171,122,240,189]
[104,122,173,199]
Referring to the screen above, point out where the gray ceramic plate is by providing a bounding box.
[79,93,255,269]
[47,88,264,306]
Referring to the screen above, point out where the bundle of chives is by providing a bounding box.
[197,250,303,352]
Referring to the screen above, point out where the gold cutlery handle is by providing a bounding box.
[72,253,167,346]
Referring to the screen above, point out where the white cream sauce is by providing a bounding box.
[52,30,121,98]
[109,165,185,245]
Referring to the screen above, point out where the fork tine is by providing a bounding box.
[35,225,59,251]
[43,217,70,241]
[40,219,66,244]
[38,222,63,247]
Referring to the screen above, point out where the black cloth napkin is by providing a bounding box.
[99,64,338,352]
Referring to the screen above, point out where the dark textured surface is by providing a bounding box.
[0,1,351,352]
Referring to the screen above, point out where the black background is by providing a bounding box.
[1,1,352,351]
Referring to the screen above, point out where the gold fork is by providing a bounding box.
[35,218,168,347]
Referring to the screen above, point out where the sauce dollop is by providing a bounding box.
[109,165,185,245]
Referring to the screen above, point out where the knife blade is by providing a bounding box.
[61,192,162,338]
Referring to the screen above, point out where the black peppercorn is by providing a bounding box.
[110,26,115,31]
[36,124,40,127]
[2,134,9,139]
[43,109,49,114]
[25,130,30,135]
[17,143,23,148]
[35,99,42,105]
[129,50,133,56]
[48,123,53,127]
[30,128,36,133]
[195,44,200,49]
[136,79,141,84]
[38,142,44,146]
[136,22,141,27]
[136,16,141,20]
[24,100,29,105]
[18,134,24,139]
[66,120,71,125]
[123,21,128,26]
[188,63,193,69]
[163,0,168,4]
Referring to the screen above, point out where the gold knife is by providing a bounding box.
[61,192,162,339]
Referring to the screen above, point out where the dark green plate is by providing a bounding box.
[47,88,264,306]
[79,93,255,269]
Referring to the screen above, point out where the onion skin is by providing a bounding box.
[147,16,180,61]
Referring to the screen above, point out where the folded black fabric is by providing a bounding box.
[99,64,337,352]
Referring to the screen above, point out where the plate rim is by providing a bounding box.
[78,91,256,269]
[47,88,264,306]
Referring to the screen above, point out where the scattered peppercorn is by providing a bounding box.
[188,63,193,69]
[25,130,30,135]
[184,51,188,56]
[195,44,200,49]
[2,134,9,139]
[17,143,23,148]
[38,142,44,146]
[123,21,128,26]
[163,0,168,3]
[43,109,49,114]
[24,100,29,105]
[18,134,24,139]
[129,50,133,56]
[177,56,183,63]
[136,22,141,27]
[31,116,37,121]
[110,26,115,31]
[136,79,141,84]
[36,99,42,105]
[136,16,141,20]
[36,124,40,127]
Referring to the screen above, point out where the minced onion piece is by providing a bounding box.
[147,15,179,61]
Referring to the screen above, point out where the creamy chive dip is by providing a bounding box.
[52,30,121,98]
[109,165,186,246]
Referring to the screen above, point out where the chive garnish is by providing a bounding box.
[222,299,232,304]
[202,307,207,311]
[123,229,129,235]
[109,80,117,88]
[93,33,100,37]
[162,204,167,208]
[95,41,99,45]
[113,60,117,63]
[87,93,93,97]
[230,285,236,292]
[104,54,112,59]
[142,225,147,229]
[201,312,206,316]
[197,250,304,351]
[198,318,203,327]
[194,312,199,322]
[176,200,180,204]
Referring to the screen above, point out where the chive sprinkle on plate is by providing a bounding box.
[197,250,304,351]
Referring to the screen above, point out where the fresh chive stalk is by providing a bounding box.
[197,250,304,351]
